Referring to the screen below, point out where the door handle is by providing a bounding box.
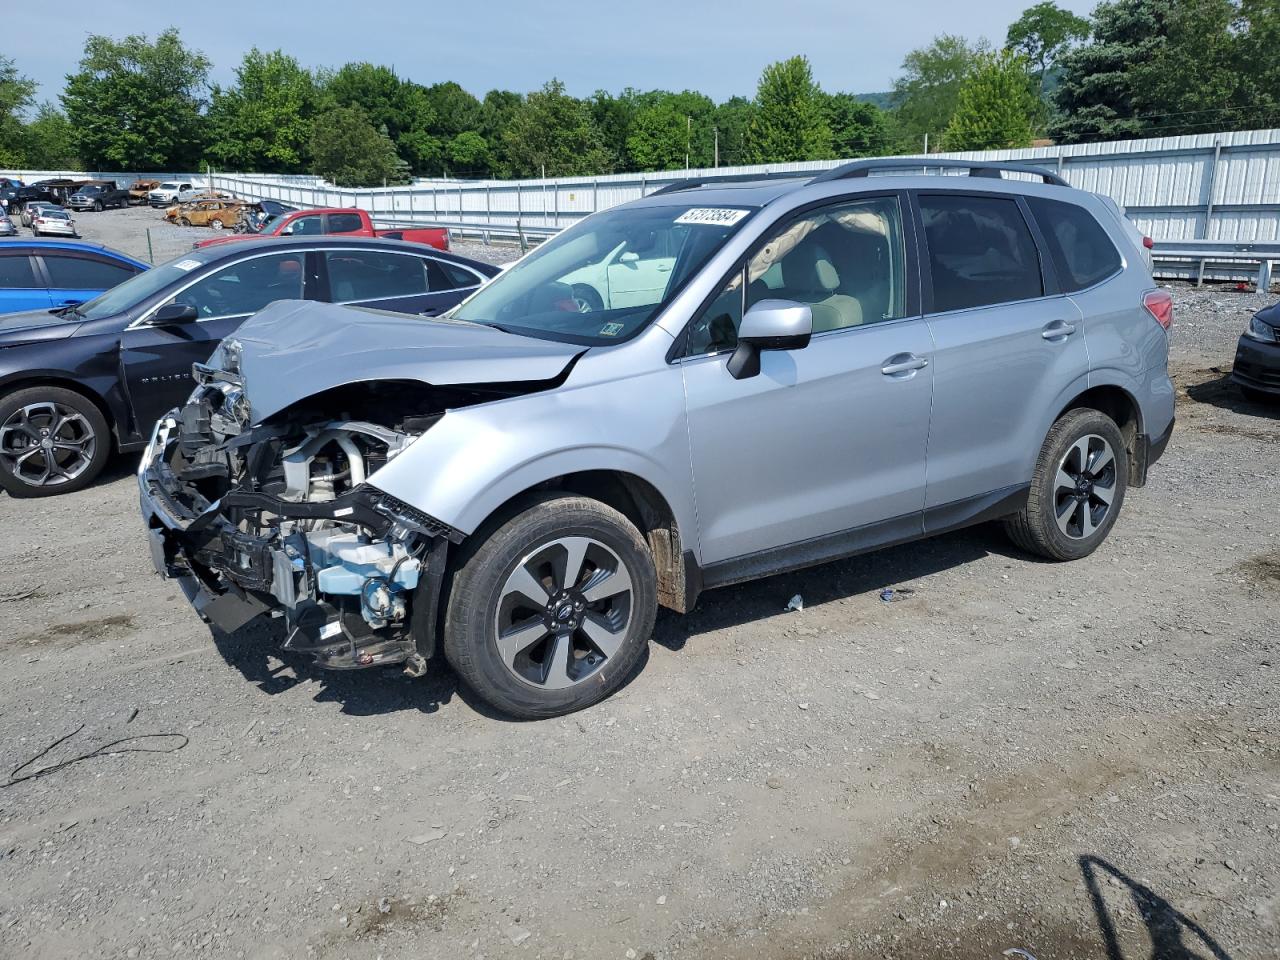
[881,354,929,377]
[1042,320,1078,340]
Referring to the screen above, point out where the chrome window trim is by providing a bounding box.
[125,248,311,331]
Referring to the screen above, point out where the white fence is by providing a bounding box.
[7,128,1280,243]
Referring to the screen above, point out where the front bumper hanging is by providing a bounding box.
[138,412,458,670]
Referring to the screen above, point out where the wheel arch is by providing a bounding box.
[457,468,696,614]
[1055,382,1143,482]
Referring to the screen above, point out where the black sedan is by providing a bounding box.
[1232,300,1280,403]
[0,236,496,497]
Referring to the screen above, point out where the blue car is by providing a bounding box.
[0,240,148,315]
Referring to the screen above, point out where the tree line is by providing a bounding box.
[1,0,1277,186]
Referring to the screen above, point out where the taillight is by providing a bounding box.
[1142,236,1154,249]
[1143,289,1173,330]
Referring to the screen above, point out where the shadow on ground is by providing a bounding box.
[206,521,1024,721]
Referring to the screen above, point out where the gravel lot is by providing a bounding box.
[0,207,1277,960]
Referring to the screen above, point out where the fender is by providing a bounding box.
[366,363,698,547]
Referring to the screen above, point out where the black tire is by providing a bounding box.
[571,284,604,313]
[1004,408,1129,561]
[0,386,111,498]
[93,200,103,212]
[443,493,657,719]
[178,217,191,227]
[1240,384,1277,405]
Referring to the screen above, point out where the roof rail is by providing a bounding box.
[809,158,1068,187]
[647,171,813,197]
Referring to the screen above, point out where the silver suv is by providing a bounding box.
[139,159,1175,719]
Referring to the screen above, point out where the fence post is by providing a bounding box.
[1201,140,1223,240]
[592,178,598,213]
[486,182,491,224]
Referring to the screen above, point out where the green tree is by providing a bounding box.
[502,80,612,177]
[1007,1,1091,93]
[481,89,524,175]
[1050,0,1175,143]
[309,104,403,186]
[205,49,319,171]
[589,89,639,170]
[713,96,755,166]
[890,35,985,149]
[943,50,1041,149]
[822,93,892,158]
[746,56,833,163]
[448,130,490,174]
[626,90,716,171]
[422,81,483,138]
[21,104,79,168]
[0,56,36,166]
[62,29,209,169]
[323,63,410,138]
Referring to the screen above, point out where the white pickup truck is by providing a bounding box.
[147,180,207,208]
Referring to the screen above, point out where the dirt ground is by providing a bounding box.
[0,209,1277,960]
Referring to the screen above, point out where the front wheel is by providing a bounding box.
[443,494,657,719]
[1004,408,1128,561]
[93,200,103,212]
[0,386,111,498]
[178,217,191,227]
[210,218,224,230]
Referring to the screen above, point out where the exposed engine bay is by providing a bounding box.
[139,353,556,672]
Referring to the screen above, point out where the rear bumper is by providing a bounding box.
[1232,335,1280,395]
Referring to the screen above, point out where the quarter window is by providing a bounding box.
[42,255,137,289]
[168,253,305,319]
[0,255,38,289]
[1027,196,1122,291]
[919,195,1043,312]
[685,196,907,356]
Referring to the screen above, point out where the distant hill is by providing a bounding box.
[854,91,894,110]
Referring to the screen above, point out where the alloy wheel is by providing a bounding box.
[1053,434,1117,540]
[494,536,634,690]
[0,401,98,488]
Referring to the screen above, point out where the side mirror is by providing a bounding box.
[618,251,640,265]
[149,302,199,326]
[727,299,812,380]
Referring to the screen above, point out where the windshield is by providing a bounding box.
[75,259,193,320]
[447,203,756,345]
[78,185,102,194]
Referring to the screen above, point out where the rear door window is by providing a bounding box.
[42,255,138,289]
[1027,196,1123,291]
[324,250,428,303]
[327,212,363,233]
[919,194,1044,312]
[0,255,39,289]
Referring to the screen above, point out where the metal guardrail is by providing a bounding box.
[1150,239,1280,288]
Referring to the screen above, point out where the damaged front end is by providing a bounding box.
[139,357,464,673]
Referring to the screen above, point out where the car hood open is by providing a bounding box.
[224,300,584,422]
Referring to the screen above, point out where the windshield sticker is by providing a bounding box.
[173,259,201,272]
[599,322,625,337]
[674,208,750,227]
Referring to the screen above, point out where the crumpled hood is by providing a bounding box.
[0,309,81,347]
[223,300,584,422]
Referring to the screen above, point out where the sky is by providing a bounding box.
[9,0,1097,107]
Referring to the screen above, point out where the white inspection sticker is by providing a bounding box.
[674,207,750,227]
[173,259,202,271]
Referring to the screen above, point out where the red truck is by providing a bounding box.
[194,207,449,251]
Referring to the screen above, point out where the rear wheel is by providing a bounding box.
[571,284,604,313]
[0,386,111,498]
[443,494,657,719]
[1004,408,1128,561]
[210,218,224,230]
[178,217,191,227]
